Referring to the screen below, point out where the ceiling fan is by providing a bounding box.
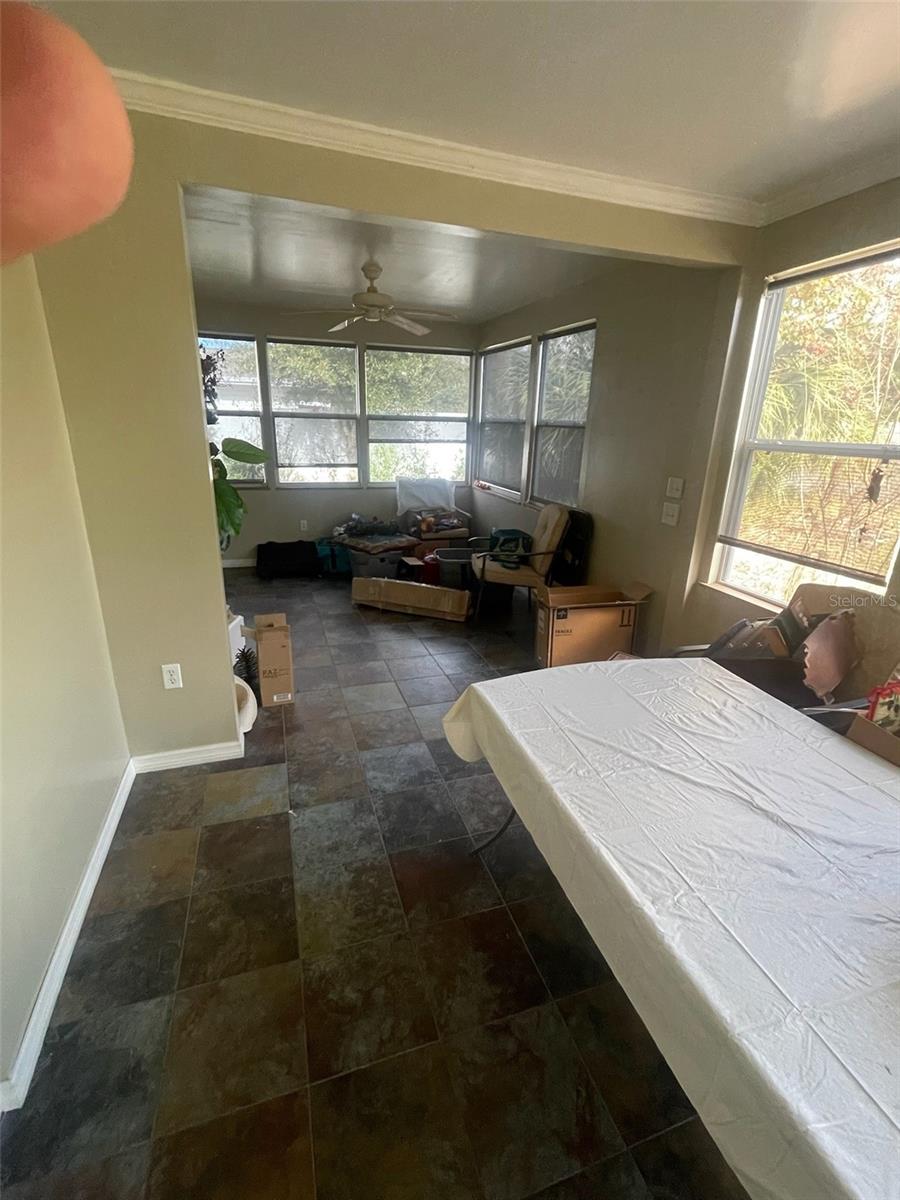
[281,260,458,336]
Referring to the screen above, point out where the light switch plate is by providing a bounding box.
[661,501,680,527]
[666,476,684,500]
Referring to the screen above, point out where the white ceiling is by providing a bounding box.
[184,185,611,322]
[49,1,900,220]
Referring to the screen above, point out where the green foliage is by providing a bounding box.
[221,437,268,464]
[366,350,470,416]
[213,477,246,541]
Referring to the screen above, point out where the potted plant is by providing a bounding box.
[200,344,268,549]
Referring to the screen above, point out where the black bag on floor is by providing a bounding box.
[256,539,321,581]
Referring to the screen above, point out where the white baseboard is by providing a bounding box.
[0,736,247,1111]
[132,737,244,773]
[221,558,255,568]
[0,758,136,1111]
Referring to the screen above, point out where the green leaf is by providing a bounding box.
[212,457,228,480]
[221,437,268,464]
[213,478,246,537]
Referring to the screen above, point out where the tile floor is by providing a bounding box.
[0,573,749,1200]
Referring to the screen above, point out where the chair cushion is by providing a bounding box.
[473,553,545,588]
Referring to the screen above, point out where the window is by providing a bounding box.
[365,349,470,482]
[474,324,596,504]
[533,326,595,505]
[717,251,900,603]
[267,342,359,483]
[201,336,266,482]
[477,343,531,491]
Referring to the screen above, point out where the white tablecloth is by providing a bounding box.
[443,658,900,1200]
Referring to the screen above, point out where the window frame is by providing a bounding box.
[715,250,900,596]
[199,333,475,490]
[266,336,362,490]
[199,331,271,489]
[363,344,475,489]
[474,321,596,507]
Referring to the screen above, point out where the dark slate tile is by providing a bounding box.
[155,960,306,1136]
[288,763,368,810]
[324,623,372,646]
[284,715,357,772]
[481,825,563,903]
[52,898,187,1026]
[390,836,501,929]
[448,774,515,837]
[416,907,548,1035]
[201,764,289,825]
[2,1143,151,1200]
[349,706,422,751]
[410,701,455,740]
[398,674,461,706]
[328,642,385,664]
[509,892,612,998]
[445,1003,623,1200]
[341,681,406,714]
[304,932,437,1081]
[380,641,432,660]
[292,644,333,668]
[446,667,501,689]
[293,664,339,693]
[359,741,441,797]
[0,997,171,1189]
[311,1043,481,1200]
[631,1118,749,1200]
[335,660,391,686]
[524,1153,651,1199]
[208,707,285,773]
[290,796,383,870]
[427,737,493,781]
[179,876,298,987]
[387,655,445,680]
[369,623,424,643]
[193,813,292,894]
[283,686,348,720]
[295,855,405,959]
[372,783,468,851]
[113,769,205,844]
[88,829,197,917]
[432,649,485,674]
[559,981,693,1146]
[148,1091,314,1200]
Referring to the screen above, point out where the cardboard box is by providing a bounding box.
[352,576,470,622]
[244,613,295,707]
[846,713,900,767]
[535,583,652,667]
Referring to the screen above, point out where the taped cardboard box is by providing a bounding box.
[352,576,470,622]
[242,613,295,707]
[535,583,652,667]
[846,713,900,767]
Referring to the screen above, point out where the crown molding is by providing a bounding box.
[112,69,764,228]
[761,148,900,225]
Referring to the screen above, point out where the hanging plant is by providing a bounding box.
[200,344,224,425]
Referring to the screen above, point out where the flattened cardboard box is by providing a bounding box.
[534,582,652,667]
[244,613,295,707]
[352,576,470,622]
[846,713,900,767]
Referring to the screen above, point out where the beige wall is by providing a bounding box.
[473,259,736,652]
[30,108,750,757]
[1,258,129,1080]
[195,298,479,558]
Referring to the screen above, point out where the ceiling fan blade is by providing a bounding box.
[279,308,355,317]
[384,313,430,337]
[398,309,459,322]
[328,315,366,332]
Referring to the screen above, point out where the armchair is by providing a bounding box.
[469,503,570,620]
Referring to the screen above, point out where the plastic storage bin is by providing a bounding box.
[349,549,403,579]
[434,547,474,589]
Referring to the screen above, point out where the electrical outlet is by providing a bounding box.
[661,502,680,527]
[162,663,183,689]
[666,476,684,500]
[300,520,308,532]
